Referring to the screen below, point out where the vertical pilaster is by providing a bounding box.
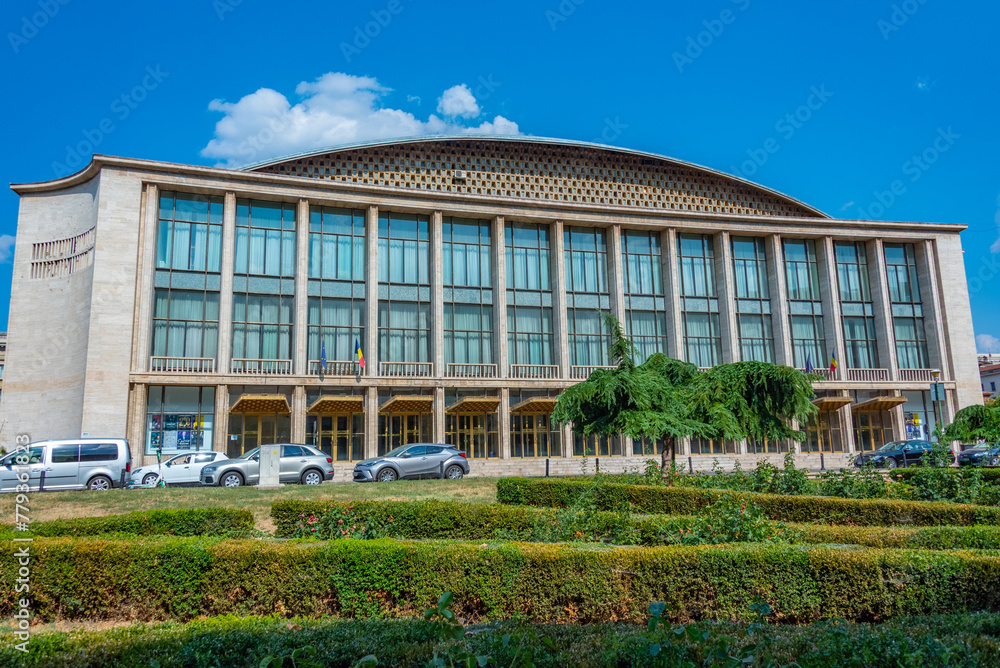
[838,390,856,454]
[562,424,573,459]
[127,383,147,460]
[291,386,306,444]
[365,206,379,377]
[714,232,739,363]
[365,386,378,458]
[662,229,683,359]
[432,211,445,378]
[818,237,845,378]
[433,387,446,443]
[493,216,508,378]
[217,192,237,375]
[552,221,570,378]
[766,235,793,367]
[915,240,949,378]
[134,184,158,373]
[293,200,310,376]
[868,239,898,380]
[499,388,510,459]
[608,224,626,325]
[214,384,228,453]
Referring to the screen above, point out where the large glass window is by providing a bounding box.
[564,226,608,294]
[624,230,669,363]
[444,218,491,288]
[568,309,610,367]
[378,213,429,285]
[378,213,431,365]
[152,289,219,359]
[308,206,365,281]
[308,297,364,362]
[507,306,554,366]
[146,386,215,455]
[678,234,721,367]
[505,223,554,370]
[885,243,929,369]
[444,219,493,370]
[157,192,223,272]
[232,293,294,360]
[625,310,668,364]
[835,242,878,369]
[566,227,611,367]
[505,222,551,291]
[783,239,825,368]
[445,304,493,365]
[378,302,431,363]
[732,237,774,363]
[235,199,296,277]
[511,415,561,457]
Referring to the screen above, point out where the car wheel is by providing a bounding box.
[445,465,464,480]
[884,458,897,470]
[301,469,323,485]
[142,473,161,486]
[87,475,112,491]
[377,468,397,482]
[220,472,244,488]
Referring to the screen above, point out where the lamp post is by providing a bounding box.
[930,369,944,439]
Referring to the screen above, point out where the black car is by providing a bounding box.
[854,440,934,470]
[957,443,1000,467]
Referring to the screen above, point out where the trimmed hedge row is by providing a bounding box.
[7,613,1000,667]
[5,537,1000,624]
[0,508,254,538]
[897,467,1000,484]
[272,499,1000,550]
[497,477,1000,526]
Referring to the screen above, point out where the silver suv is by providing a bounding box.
[200,444,334,487]
[0,439,132,492]
[353,443,470,482]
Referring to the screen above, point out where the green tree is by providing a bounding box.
[944,404,1000,444]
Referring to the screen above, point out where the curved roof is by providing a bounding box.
[244,134,830,219]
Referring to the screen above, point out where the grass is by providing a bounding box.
[15,479,498,531]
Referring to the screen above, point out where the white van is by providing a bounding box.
[0,439,131,491]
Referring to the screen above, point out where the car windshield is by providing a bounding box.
[239,448,259,460]
[877,441,907,452]
[967,444,992,451]
[383,446,412,458]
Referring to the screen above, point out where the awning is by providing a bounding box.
[379,395,434,414]
[446,396,501,414]
[510,396,559,414]
[307,395,364,414]
[229,394,291,414]
[812,396,854,412]
[852,396,908,412]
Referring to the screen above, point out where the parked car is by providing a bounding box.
[131,451,229,486]
[353,443,470,482]
[853,440,936,469]
[199,444,334,487]
[957,443,1000,467]
[0,439,131,491]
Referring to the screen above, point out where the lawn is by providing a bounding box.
[15,478,498,530]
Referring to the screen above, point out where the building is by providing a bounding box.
[981,363,1000,401]
[2,136,982,473]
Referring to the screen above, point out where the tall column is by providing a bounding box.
[608,224,626,326]
[868,239,898,379]
[766,235,793,367]
[662,229,683,359]
[817,237,845,378]
[213,384,229,453]
[499,388,511,459]
[714,232,739,363]
[431,211,445,378]
[127,383,147,460]
[293,199,310,376]
[562,424,573,459]
[217,192,237,375]
[915,239,950,378]
[134,184,158,373]
[492,216,508,378]
[291,386,306,443]
[365,386,378,459]
[433,387,446,443]
[838,390,856,454]
[365,206,379,377]
[552,221,570,378]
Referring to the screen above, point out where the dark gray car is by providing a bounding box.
[353,444,470,482]
[200,444,334,487]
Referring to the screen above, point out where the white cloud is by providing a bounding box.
[437,84,480,118]
[0,235,15,263]
[201,73,520,168]
[978,334,1000,353]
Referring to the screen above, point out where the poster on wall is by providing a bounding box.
[150,432,162,447]
[178,415,193,430]
[151,415,163,430]
[163,430,178,450]
[165,414,179,430]
[176,431,192,449]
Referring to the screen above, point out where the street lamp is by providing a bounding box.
[930,369,943,439]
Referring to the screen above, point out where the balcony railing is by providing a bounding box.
[899,368,937,383]
[509,364,560,379]
[570,365,615,379]
[846,368,891,382]
[149,357,215,373]
[799,368,836,381]
[380,362,433,377]
[446,363,498,378]
[231,359,293,375]
[308,360,360,376]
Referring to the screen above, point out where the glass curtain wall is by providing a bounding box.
[505,223,554,369]
[731,236,774,362]
[677,234,721,367]
[835,241,879,369]
[377,213,431,364]
[565,226,611,368]
[783,239,826,369]
[884,243,929,369]
[622,230,668,363]
[443,218,493,368]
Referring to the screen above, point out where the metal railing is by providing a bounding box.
[149,357,216,373]
[231,359,293,375]
[846,368,891,382]
[899,368,936,382]
[308,360,361,376]
[570,365,615,379]
[509,364,560,379]
[446,363,498,378]
[380,362,433,377]
[799,368,836,381]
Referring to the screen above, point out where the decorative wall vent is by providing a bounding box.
[30,226,96,279]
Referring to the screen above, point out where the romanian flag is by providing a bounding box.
[830,353,838,373]
[355,338,365,369]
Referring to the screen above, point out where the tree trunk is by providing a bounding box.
[661,436,676,479]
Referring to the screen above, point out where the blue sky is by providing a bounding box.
[2,0,998,349]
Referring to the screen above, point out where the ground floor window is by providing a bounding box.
[378,412,432,456]
[146,386,215,455]
[902,391,935,441]
[690,437,737,455]
[446,412,499,459]
[307,413,364,461]
[804,411,844,453]
[633,436,663,457]
[511,413,560,458]
[747,438,791,454]
[853,411,894,452]
[227,412,290,459]
[573,433,622,457]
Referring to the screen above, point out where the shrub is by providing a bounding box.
[818,465,896,499]
[794,524,1000,550]
[0,508,254,538]
[497,477,1000,526]
[896,467,1000,485]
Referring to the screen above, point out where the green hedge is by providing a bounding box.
[0,508,254,538]
[7,614,1000,668]
[797,524,1000,550]
[497,478,1000,526]
[897,467,1000,484]
[6,537,1000,625]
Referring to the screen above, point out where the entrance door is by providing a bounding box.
[228,414,291,458]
